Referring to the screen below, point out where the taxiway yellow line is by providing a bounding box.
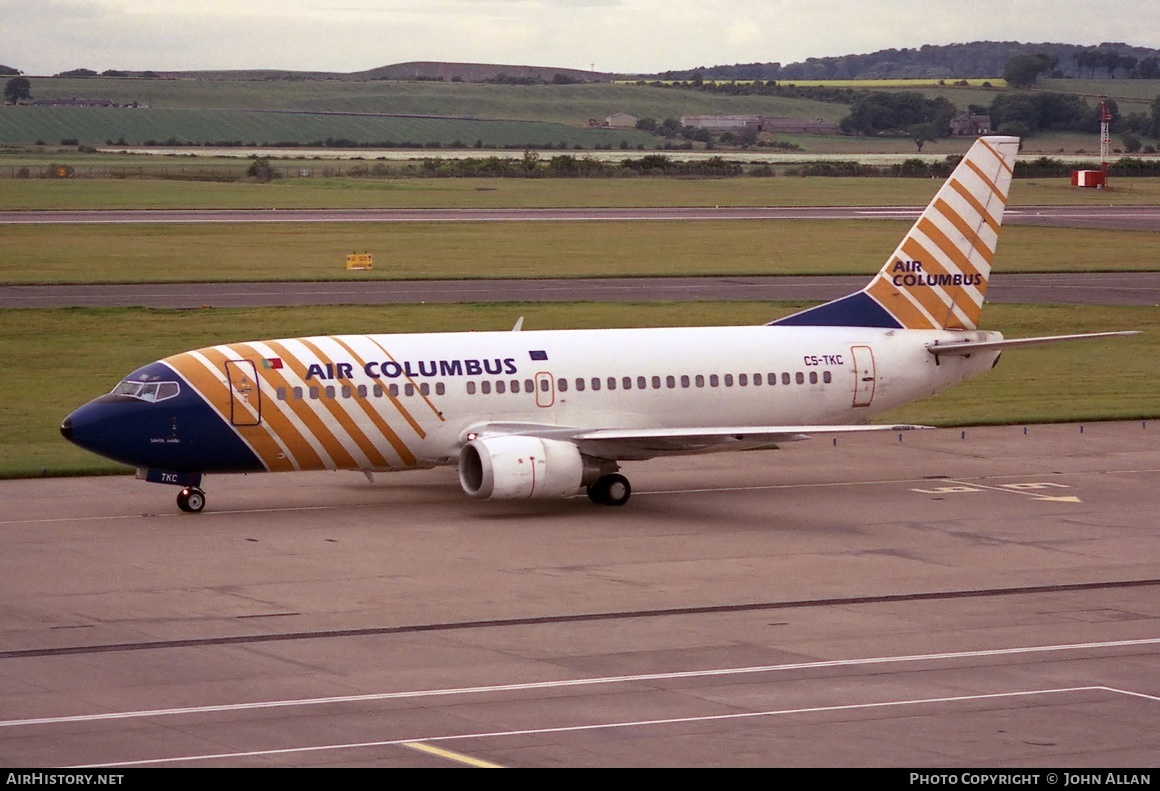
[402,741,503,768]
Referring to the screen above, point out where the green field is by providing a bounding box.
[0,106,662,149]
[2,172,967,210]
[7,302,1155,478]
[0,79,846,148]
[4,172,1160,212]
[23,78,847,124]
[1040,78,1160,114]
[1,219,1156,284]
[6,74,1158,151]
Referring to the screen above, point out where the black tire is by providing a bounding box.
[177,487,206,513]
[602,474,631,506]
[587,474,631,506]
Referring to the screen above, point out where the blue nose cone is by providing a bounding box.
[61,396,153,468]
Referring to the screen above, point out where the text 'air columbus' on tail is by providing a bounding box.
[773,135,1020,331]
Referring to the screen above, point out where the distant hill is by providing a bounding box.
[656,41,1160,81]
[85,63,614,84]
[355,62,615,83]
[26,44,1160,85]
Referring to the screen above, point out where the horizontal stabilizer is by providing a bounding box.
[926,331,1139,356]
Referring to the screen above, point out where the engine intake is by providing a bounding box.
[459,435,591,500]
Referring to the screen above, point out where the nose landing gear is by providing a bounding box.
[177,487,206,513]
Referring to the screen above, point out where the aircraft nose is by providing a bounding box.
[61,398,133,462]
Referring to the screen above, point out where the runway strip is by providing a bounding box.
[2,577,1153,660]
[2,205,1160,230]
[4,272,1158,308]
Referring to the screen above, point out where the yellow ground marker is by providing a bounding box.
[402,741,504,768]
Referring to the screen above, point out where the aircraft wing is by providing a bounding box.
[470,422,930,460]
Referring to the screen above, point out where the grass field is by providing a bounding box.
[1040,78,1160,113]
[0,106,661,149]
[9,75,1158,150]
[7,302,1155,478]
[23,78,847,124]
[1,79,846,147]
[4,173,1160,212]
[1,220,1156,284]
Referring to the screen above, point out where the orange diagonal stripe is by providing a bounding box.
[297,339,394,470]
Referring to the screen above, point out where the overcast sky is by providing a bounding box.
[4,0,1159,76]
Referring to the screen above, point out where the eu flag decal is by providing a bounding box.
[529,350,549,361]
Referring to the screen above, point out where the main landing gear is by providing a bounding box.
[586,473,632,506]
[176,486,206,513]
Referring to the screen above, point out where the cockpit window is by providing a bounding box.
[112,380,180,403]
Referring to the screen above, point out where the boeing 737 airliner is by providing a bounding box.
[60,136,1134,512]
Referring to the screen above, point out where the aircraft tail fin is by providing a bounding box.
[771,135,1020,331]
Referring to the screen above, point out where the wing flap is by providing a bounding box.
[468,422,930,460]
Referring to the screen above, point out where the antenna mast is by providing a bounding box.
[1100,99,1112,175]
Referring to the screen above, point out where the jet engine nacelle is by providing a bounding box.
[458,435,588,500]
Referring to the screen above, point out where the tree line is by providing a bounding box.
[658,41,1160,81]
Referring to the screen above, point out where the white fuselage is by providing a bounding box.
[191,324,1002,472]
